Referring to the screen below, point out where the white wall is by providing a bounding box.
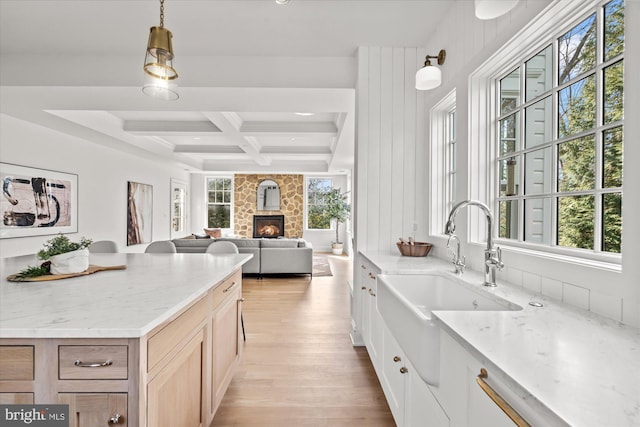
[355,0,640,327]
[0,114,190,257]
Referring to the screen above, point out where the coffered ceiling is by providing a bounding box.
[0,0,453,174]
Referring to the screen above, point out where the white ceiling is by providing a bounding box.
[0,0,453,174]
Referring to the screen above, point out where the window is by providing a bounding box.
[447,109,457,215]
[429,90,456,236]
[170,178,187,238]
[307,178,332,229]
[495,0,624,255]
[206,177,232,229]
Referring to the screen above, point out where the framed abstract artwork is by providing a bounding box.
[0,162,78,239]
[127,181,153,246]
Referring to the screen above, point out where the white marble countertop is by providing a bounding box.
[0,253,251,339]
[362,250,640,427]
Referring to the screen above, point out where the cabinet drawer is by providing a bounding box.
[148,296,209,372]
[59,346,128,380]
[0,346,34,380]
[212,270,242,309]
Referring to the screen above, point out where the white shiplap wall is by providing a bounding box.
[355,47,428,254]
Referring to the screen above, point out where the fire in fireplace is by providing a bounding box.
[253,215,285,238]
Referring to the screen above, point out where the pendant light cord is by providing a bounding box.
[159,0,165,28]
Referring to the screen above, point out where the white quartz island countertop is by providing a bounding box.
[362,251,640,427]
[0,252,251,339]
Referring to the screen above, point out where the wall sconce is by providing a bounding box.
[415,49,446,91]
[143,0,179,100]
[474,0,520,20]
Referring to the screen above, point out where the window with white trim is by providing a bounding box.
[206,177,232,229]
[429,90,456,236]
[495,0,624,255]
[447,109,457,216]
[306,178,332,229]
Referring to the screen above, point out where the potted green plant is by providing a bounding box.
[39,234,93,274]
[15,235,93,279]
[321,188,351,255]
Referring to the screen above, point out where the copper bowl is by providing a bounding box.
[396,242,433,257]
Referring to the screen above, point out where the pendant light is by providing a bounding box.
[143,0,179,100]
[415,50,446,91]
[474,0,520,20]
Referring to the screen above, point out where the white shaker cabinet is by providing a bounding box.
[358,255,383,367]
[439,332,535,427]
[381,324,450,427]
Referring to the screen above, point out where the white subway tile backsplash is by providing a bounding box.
[522,272,541,294]
[563,283,590,310]
[541,277,563,301]
[590,292,622,322]
[506,267,524,287]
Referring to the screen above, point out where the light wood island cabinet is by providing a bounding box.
[0,253,249,427]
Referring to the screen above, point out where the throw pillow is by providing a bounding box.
[204,228,222,238]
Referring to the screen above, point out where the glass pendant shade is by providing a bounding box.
[143,73,179,101]
[474,0,520,19]
[415,65,442,90]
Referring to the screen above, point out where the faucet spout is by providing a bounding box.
[445,200,503,286]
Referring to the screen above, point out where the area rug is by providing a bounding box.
[312,253,333,277]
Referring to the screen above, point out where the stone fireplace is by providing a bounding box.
[233,174,304,238]
[253,215,285,238]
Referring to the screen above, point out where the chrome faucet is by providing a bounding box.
[446,234,465,274]
[445,200,503,286]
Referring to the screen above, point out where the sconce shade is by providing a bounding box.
[144,26,178,80]
[474,0,519,19]
[415,49,446,90]
[415,65,442,90]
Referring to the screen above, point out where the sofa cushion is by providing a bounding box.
[215,237,261,248]
[260,239,299,248]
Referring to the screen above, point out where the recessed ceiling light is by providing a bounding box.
[295,112,314,116]
[275,0,291,4]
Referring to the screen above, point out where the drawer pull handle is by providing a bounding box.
[223,281,237,293]
[368,289,376,297]
[369,272,376,279]
[399,367,408,374]
[108,413,122,424]
[476,368,530,427]
[393,356,401,362]
[74,359,113,368]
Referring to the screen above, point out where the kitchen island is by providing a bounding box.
[0,252,251,427]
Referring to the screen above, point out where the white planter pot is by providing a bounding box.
[331,243,344,255]
[49,248,90,275]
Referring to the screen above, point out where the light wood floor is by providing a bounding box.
[211,254,395,427]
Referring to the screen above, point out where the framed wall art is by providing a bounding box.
[127,181,153,246]
[0,162,78,239]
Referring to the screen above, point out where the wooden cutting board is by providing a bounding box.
[7,264,127,282]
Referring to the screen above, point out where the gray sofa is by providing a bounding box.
[171,237,313,276]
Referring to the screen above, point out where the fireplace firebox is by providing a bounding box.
[253,215,285,238]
